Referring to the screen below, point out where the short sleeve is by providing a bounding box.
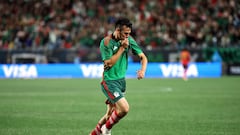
[100,39,113,61]
[129,37,143,55]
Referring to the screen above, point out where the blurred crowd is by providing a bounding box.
[0,0,240,51]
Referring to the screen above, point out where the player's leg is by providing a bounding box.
[183,64,188,80]
[105,102,116,120]
[100,79,127,134]
[104,97,129,130]
[90,103,115,135]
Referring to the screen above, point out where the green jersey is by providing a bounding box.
[100,36,143,80]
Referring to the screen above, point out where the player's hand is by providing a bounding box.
[137,70,145,80]
[120,38,129,48]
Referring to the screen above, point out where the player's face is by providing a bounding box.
[118,26,131,40]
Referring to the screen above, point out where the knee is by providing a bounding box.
[118,105,129,117]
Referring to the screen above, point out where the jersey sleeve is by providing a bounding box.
[100,39,113,61]
[129,37,143,55]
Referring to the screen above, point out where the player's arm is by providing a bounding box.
[137,52,148,79]
[104,47,125,69]
[104,38,129,69]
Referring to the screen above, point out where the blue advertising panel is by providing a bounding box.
[0,62,221,78]
[127,62,221,78]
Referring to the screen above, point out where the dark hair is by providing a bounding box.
[115,18,132,30]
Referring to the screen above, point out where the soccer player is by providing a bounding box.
[180,48,191,81]
[90,18,148,135]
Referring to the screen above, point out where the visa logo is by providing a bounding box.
[160,64,198,78]
[2,65,38,78]
[80,64,103,78]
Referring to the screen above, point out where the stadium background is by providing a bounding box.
[0,1,240,135]
[0,0,240,78]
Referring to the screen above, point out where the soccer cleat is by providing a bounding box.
[101,124,111,135]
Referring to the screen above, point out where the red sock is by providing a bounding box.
[90,123,101,135]
[105,110,121,129]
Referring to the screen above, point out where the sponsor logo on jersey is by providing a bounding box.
[113,46,118,51]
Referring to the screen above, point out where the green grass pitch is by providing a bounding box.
[0,77,240,135]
